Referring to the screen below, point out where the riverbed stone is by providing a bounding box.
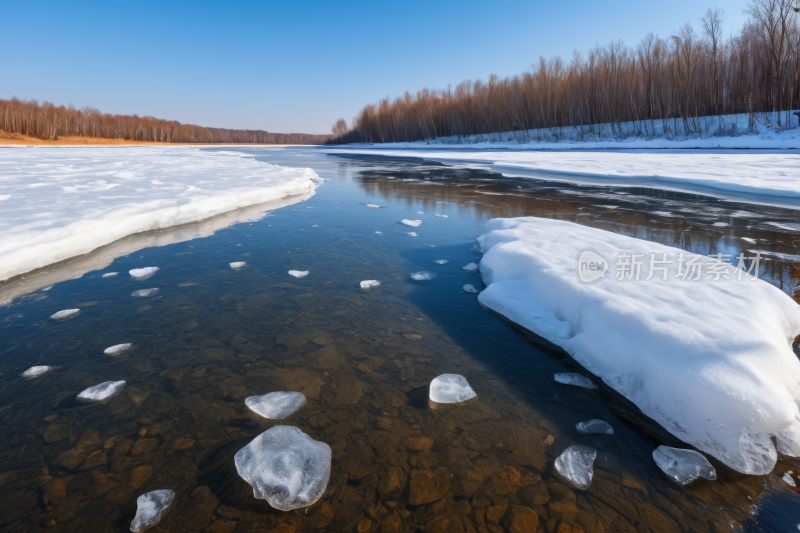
[403,435,434,451]
[502,505,539,533]
[126,466,153,489]
[409,467,452,505]
[131,438,159,456]
[380,514,402,533]
[426,511,465,533]
[41,478,66,507]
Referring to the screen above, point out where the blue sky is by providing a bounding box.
[1,1,748,134]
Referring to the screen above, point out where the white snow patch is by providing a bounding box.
[555,445,596,490]
[234,425,331,511]
[555,373,598,390]
[360,280,381,290]
[288,270,309,278]
[653,446,717,485]
[130,267,159,281]
[576,419,613,435]
[230,262,246,270]
[22,366,51,377]
[132,288,159,297]
[411,271,437,281]
[463,284,479,293]
[77,380,126,401]
[429,374,477,403]
[131,490,175,532]
[104,343,132,355]
[463,262,479,272]
[0,147,321,282]
[49,309,80,321]
[246,392,307,419]
[476,216,800,475]
[401,219,422,227]
[102,272,118,278]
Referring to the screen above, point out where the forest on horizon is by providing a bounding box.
[0,98,330,145]
[329,0,800,144]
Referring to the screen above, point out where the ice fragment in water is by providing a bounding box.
[49,309,80,321]
[375,231,382,234]
[429,374,477,403]
[784,470,796,487]
[469,243,481,253]
[132,288,159,297]
[102,272,118,278]
[360,280,381,290]
[407,232,418,237]
[411,271,437,281]
[576,419,613,435]
[130,489,175,532]
[401,219,422,227]
[367,204,381,208]
[417,211,424,214]
[130,267,159,281]
[104,343,132,355]
[463,262,479,272]
[463,284,479,293]
[432,259,449,264]
[22,366,51,377]
[652,446,717,485]
[555,373,597,389]
[230,261,246,269]
[78,380,126,401]
[234,425,331,511]
[246,392,307,419]
[311,225,318,227]
[434,214,448,218]
[288,270,309,278]
[42,285,53,291]
[555,445,596,490]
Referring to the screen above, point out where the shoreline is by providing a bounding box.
[0,132,323,148]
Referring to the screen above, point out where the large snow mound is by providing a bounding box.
[0,147,322,281]
[476,217,800,475]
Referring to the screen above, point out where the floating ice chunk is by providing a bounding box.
[555,445,596,490]
[401,219,422,227]
[367,204,381,208]
[713,222,729,227]
[49,309,80,321]
[130,267,159,281]
[234,425,331,511]
[132,288,159,297]
[77,380,126,401]
[288,270,309,278]
[429,374,477,403]
[652,446,717,485]
[576,419,613,435]
[105,343,132,356]
[784,470,796,487]
[463,262,479,272]
[42,285,53,291]
[555,373,598,389]
[407,232,418,237]
[417,211,424,214]
[375,231,382,234]
[360,280,381,290]
[22,366,51,377]
[432,259,449,264]
[130,489,175,532]
[230,262,246,269]
[411,271,437,281]
[102,272,118,278]
[246,392,307,419]
[312,225,318,227]
[433,214,448,218]
[463,284,479,293]
[469,243,481,253]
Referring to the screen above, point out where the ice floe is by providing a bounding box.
[132,288,159,297]
[433,214,448,218]
[375,231,382,234]
[360,280,381,290]
[104,343,132,355]
[784,471,796,487]
[130,489,175,532]
[367,204,381,208]
[130,267,159,281]
[463,262,479,272]
[476,216,800,475]
[49,309,80,321]
[555,373,598,389]
[463,284,479,293]
[230,262,246,270]
[400,219,422,227]
[555,445,596,490]
[22,366,51,378]
[102,272,118,278]
[432,259,449,264]
[652,446,717,485]
[576,419,613,435]
[429,374,477,403]
[77,380,126,401]
[411,271,437,281]
[245,392,307,419]
[234,425,331,511]
[288,270,309,278]
[407,232,418,237]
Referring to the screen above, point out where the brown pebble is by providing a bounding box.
[380,514,402,533]
[44,415,57,422]
[358,518,373,532]
[43,518,57,527]
[168,438,196,455]
[94,473,108,485]
[42,478,66,507]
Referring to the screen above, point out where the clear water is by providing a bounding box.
[0,146,798,532]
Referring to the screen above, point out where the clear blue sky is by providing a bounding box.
[1,0,748,134]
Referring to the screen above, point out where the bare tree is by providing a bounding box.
[701,8,726,112]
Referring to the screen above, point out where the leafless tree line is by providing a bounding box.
[330,1,800,144]
[0,98,330,144]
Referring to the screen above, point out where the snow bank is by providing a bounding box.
[0,147,322,282]
[476,217,800,475]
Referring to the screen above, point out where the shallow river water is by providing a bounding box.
[0,147,799,533]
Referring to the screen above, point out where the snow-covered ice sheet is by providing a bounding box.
[555,445,596,490]
[49,309,80,321]
[235,425,331,511]
[77,380,126,401]
[652,446,717,485]
[0,147,322,282]
[104,343,132,355]
[131,489,174,532]
[22,366,51,377]
[476,217,800,475]
[245,392,307,419]
[429,374,477,403]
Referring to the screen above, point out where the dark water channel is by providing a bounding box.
[0,147,799,533]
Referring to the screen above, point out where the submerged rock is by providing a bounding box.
[576,419,613,435]
[555,445,596,490]
[229,261,246,270]
[130,489,175,532]
[49,309,80,321]
[463,284,479,293]
[360,280,381,290]
[554,373,597,389]
[129,267,159,281]
[104,343,132,356]
[245,391,307,419]
[429,374,477,404]
[411,271,437,281]
[288,270,309,278]
[77,381,126,401]
[131,288,159,297]
[22,366,51,377]
[234,425,331,511]
[652,446,717,485]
